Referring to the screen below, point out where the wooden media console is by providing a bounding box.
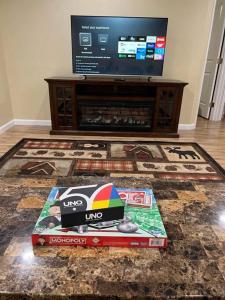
[45,77,188,137]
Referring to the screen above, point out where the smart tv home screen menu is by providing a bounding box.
[71,16,168,76]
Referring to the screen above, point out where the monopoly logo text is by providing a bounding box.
[49,237,87,245]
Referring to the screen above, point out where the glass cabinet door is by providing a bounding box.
[53,85,75,129]
[155,87,178,131]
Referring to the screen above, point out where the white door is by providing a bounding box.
[199,0,225,119]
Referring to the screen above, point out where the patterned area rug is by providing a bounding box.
[0,138,225,181]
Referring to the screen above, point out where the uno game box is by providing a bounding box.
[58,183,124,227]
[32,187,168,248]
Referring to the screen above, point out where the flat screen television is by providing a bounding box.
[71,16,168,77]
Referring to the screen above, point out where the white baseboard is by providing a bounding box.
[178,123,196,130]
[14,119,51,126]
[0,119,51,134]
[0,119,196,134]
[0,120,15,134]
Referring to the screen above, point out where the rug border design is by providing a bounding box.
[0,138,225,180]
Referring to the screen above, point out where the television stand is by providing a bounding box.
[45,76,188,137]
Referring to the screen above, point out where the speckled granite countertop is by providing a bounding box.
[0,176,225,299]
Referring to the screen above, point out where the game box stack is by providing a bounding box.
[32,183,168,248]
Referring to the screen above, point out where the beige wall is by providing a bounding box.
[0,32,13,127]
[0,0,215,125]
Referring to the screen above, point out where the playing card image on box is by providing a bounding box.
[117,188,152,208]
[32,188,167,248]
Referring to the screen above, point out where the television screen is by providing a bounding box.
[71,16,168,76]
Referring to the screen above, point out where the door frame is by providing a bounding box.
[210,24,225,121]
[197,0,217,122]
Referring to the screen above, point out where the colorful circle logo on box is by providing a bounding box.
[91,183,123,209]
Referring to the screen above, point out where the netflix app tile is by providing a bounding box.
[156,36,166,42]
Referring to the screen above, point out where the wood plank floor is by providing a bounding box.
[0,117,225,168]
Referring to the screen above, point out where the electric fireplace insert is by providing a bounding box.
[78,100,154,131]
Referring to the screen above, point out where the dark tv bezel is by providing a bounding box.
[71,15,168,77]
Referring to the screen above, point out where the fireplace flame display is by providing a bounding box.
[78,101,153,131]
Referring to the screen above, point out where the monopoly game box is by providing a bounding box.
[32,186,167,248]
